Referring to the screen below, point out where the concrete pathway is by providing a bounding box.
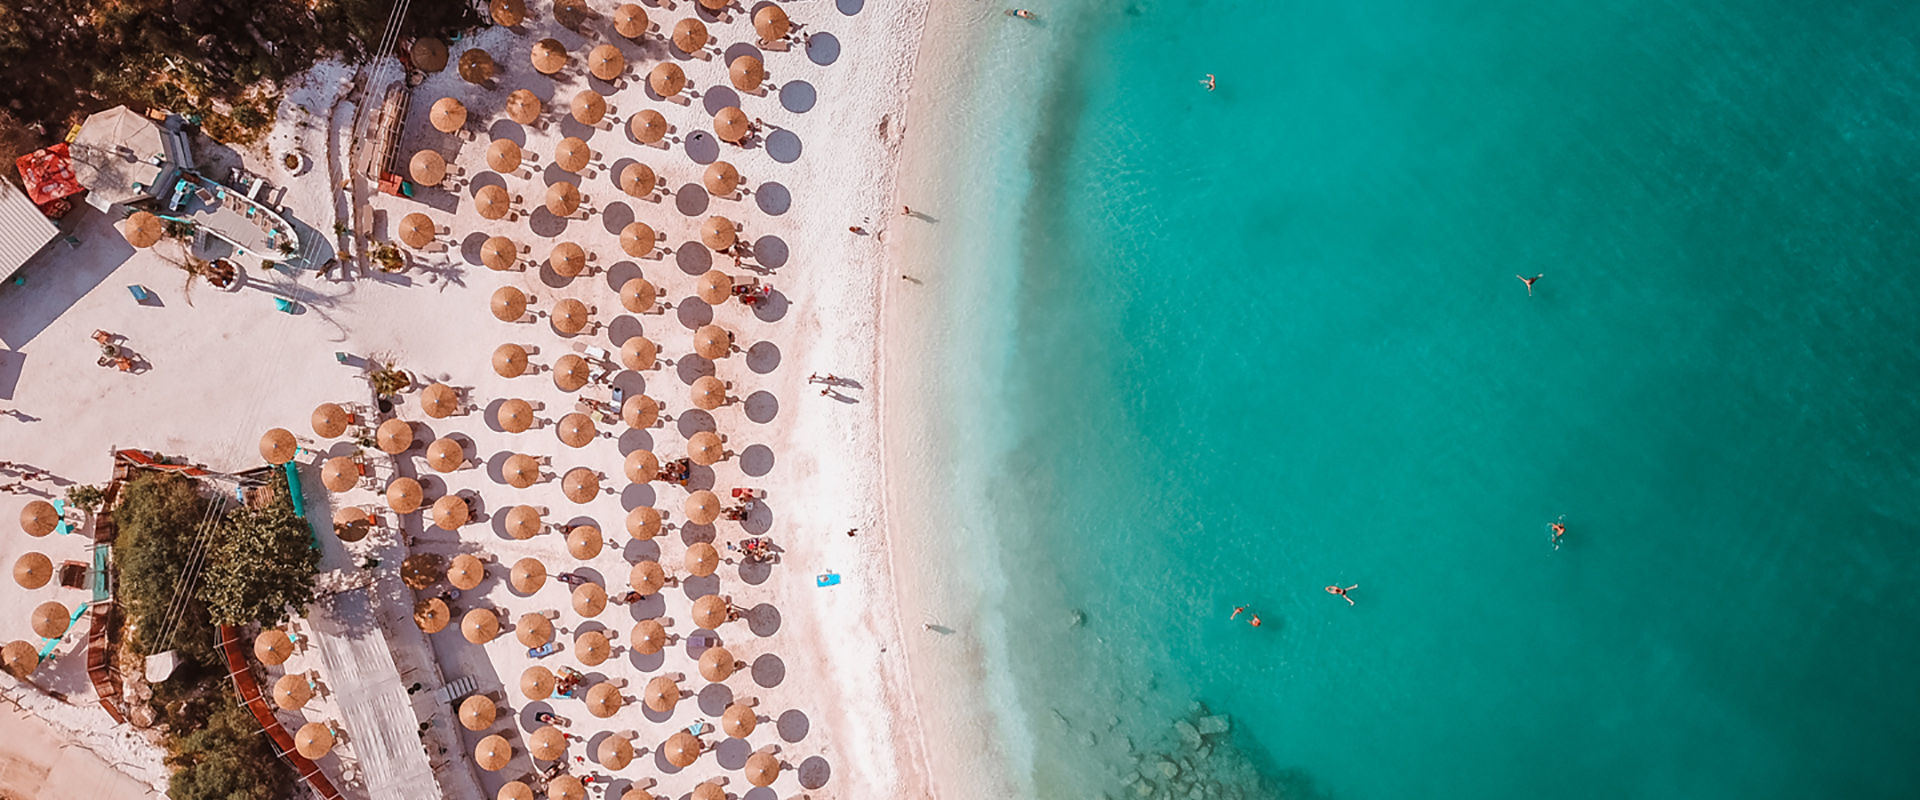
[307,589,443,800]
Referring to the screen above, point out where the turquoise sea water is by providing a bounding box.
[913,1,1920,798]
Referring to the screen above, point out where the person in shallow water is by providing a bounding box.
[1201,73,1216,91]
[1550,516,1567,550]
[1517,273,1543,295]
[1326,585,1357,606]
[1230,605,1247,620]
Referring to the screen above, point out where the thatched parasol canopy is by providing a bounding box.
[596,733,634,769]
[557,412,596,447]
[687,430,725,466]
[431,493,470,529]
[545,180,582,217]
[625,505,662,540]
[122,210,164,248]
[614,3,648,38]
[619,162,656,198]
[554,136,591,173]
[692,594,730,629]
[531,38,568,75]
[521,666,556,701]
[481,235,519,271]
[701,215,738,250]
[585,681,623,718]
[29,601,67,638]
[692,783,725,800]
[570,90,607,126]
[505,89,542,125]
[475,184,514,220]
[553,0,591,29]
[729,55,766,92]
[258,429,297,466]
[402,552,445,589]
[691,375,727,410]
[320,456,359,492]
[620,221,656,258]
[722,702,758,738]
[375,418,414,454]
[273,673,313,710]
[489,0,524,27]
[662,730,702,768]
[684,490,721,525]
[620,335,658,370]
[486,138,522,173]
[553,353,590,391]
[566,524,603,559]
[503,453,542,488]
[460,694,496,731]
[572,581,607,617]
[413,597,450,633]
[624,448,661,483]
[633,619,669,656]
[17,501,58,538]
[505,504,543,540]
[628,109,667,143]
[754,4,791,41]
[409,149,446,186]
[529,723,567,760]
[628,559,666,595]
[493,343,529,378]
[745,751,782,787]
[649,62,687,98]
[458,48,495,84]
[588,44,625,81]
[476,734,513,771]
[5,641,42,677]
[549,241,588,277]
[703,161,741,197]
[430,97,467,132]
[398,211,436,248]
[294,723,335,758]
[426,438,466,473]
[697,269,733,304]
[672,18,709,54]
[713,107,750,144]
[254,629,293,664]
[621,394,660,428]
[12,552,51,589]
[411,37,448,72]
[550,297,589,335]
[698,644,737,681]
[421,382,460,418]
[312,401,351,437]
[644,674,680,711]
[499,782,534,800]
[685,541,720,578]
[448,553,486,590]
[619,276,655,313]
[386,477,423,513]
[517,612,554,647]
[461,608,500,643]
[491,285,528,321]
[510,558,547,594]
[549,777,585,800]
[694,323,733,359]
[576,629,611,666]
[332,507,371,542]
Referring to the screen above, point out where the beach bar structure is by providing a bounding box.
[363,83,414,194]
[67,105,196,214]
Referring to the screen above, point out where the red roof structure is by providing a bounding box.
[15,143,84,213]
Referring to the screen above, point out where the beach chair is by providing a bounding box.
[274,297,296,313]
[127,284,151,303]
[52,499,72,535]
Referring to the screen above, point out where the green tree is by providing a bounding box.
[65,483,105,513]
[114,471,217,665]
[163,700,290,800]
[198,475,317,628]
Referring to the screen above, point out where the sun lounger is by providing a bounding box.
[127,284,151,303]
[815,572,840,588]
[274,297,296,313]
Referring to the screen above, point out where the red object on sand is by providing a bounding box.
[15,143,84,216]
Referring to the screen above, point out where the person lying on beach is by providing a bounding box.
[1326,585,1357,606]
[1517,273,1542,295]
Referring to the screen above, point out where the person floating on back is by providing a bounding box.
[1201,74,1216,91]
[1517,273,1542,296]
[1550,515,1567,550]
[1326,584,1357,606]
[1230,605,1248,620]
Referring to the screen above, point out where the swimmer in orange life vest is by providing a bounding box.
[1326,584,1357,606]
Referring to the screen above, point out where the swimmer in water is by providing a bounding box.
[1007,8,1037,19]
[1201,74,1216,91]
[1326,584,1357,606]
[1517,273,1542,296]
[1230,605,1248,620]
[1550,515,1567,550]
[1248,614,1262,627]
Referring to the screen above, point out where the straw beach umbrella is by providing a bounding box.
[576,629,611,666]
[697,269,733,304]
[498,397,534,432]
[13,553,51,589]
[549,777,586,800]
[409,149,447,186]
[620,221,655,258]
[644,674,680,711]
[692,594,730,629]
[691,376,726,410]
[554,137,591,173]
[619,277,655,313]
[491,286,528,321]
[754,4,790,42]
[476,734,512,771]
[532,38,568,75]
[697,0,727,12]
[448,553,486,590]
[273,673,313,710]
[662,731,702,768]
[459,48,495,84]
[572,582,607,617]
[320,456,358,492]
[629,109,667,143]
[632,619,669,656]
[517,612,553,646]
[504,453,542,488]
[694,324,733,359]
[621,394,659,428]
[521,666,556,701]
[626,506,662,540]
[386,477,423,513]
[411,38,448,72]
[688,431,725,466]
[481,235,518,271]
[589,44,625,81]
[722,702,758,738]
[557,412,596,447]
[506,89,542,125]
[122,211,164,248]
[28,602,65,638]
[486,139,523,173]
[672,18,708,54]
[546,181,582,217]
[294,723,335,758]
[462,608,500,643]
[258,429,297,466]
[565,466,609,499]
[499,782,534,800]
[312,402,351,437]
[460,695,496,731]
[685,541,720,577]
[254,629,293,665]
[551,298,589,335]
[745,752,782,787]
[615,4,648,38]
[526,724,566,762]
[703,162,740,197]
[649,62,687,98]
[402,553,444,589]
[432,494,470,529]
[698,645,737,681]
[684,490,721,525]
[549,241,588,277]
[713,108,750,144]
[510,558,547,594]
[620,336,658,370]
[475,184,514,220]
[692,783,725,800]
[505,505,543,540]
[421,382,460,418]
[729,55,766,92]
[596,734,634,769]
[414,597,450,633]
[493,343,529,378]
[629,559,666,595]
[399,212,436,248]
[376,418,413,454]
[430,97,467,133]
[553,0,590,29]
[619,162,655,198]
[427,438,466,472]
[332,507,371,542]
[571,91,607,126]
[567,525,603,559]
[625,449,660,483]
[489,0,524,27]
[586,682,623,718]
[553,354,590,391]
[701,216,738,251]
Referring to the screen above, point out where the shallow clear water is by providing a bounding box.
[915,0,1920,798]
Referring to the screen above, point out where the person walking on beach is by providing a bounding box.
[1517,273,1542,296]
[1326,585,1357,606]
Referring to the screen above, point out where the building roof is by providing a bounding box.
[69,106,169,209]
[0,178,59,281]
